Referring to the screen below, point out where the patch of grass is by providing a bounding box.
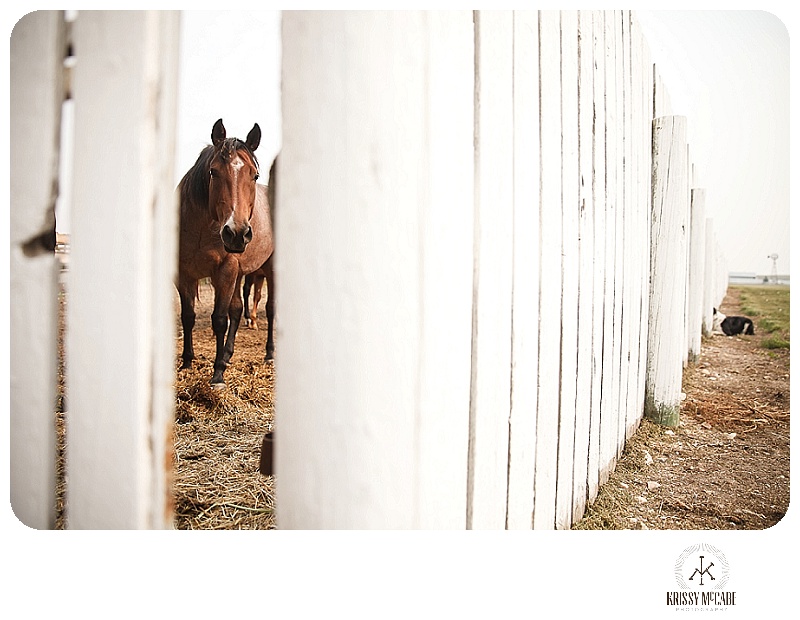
[733,285,790,350]
[762,335,790,350]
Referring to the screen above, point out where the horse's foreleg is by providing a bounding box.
[243,274,254,328]
[178,282,197,370]
[210,270,238,387]
[224,277,245,365]
[264,258,276,362]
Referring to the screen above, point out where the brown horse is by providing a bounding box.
[243,155,278,361]
[177,119,274,387]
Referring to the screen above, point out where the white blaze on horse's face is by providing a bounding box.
[221,155,245,227]
[208,120,261,254]
[210,147,259,254]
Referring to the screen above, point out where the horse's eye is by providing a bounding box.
[209,169,217,178]
[254,173,260,181]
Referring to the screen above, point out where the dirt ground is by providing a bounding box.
[574,287,790,530]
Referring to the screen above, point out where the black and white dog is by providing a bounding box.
[713,308,755,336]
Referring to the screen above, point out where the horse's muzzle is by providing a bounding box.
[221,223,253,254]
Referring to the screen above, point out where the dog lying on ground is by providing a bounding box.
[713,308,755,336]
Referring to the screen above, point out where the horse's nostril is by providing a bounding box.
[221,224,235,245]
[243,225,253,244]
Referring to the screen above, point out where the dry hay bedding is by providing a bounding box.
[174,279,276,529]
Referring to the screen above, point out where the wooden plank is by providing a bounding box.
[645,115,689,427]
[598,10,619,485]
[506,9,540,530]
[572,9,595,523]
[467,9,514,530]
[277,12,428,528]
[555,10,579,530]
[417,10,475,529]
[66,11,180,529]
[683,145,693,366]
[636,17,654,420]
[612,10,626,459]
[620,11,640,444]
[628,13,648,439]
[586,9,606,503]
[9,10,64,530]
[687,189,707,361]
[532,10,562,530]
[702,218,717,334]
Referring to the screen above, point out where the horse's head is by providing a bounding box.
[208,119,261,254]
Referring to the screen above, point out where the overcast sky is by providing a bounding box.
[636,10,790,277]
[175,10,282,186]
[176,9,791,276]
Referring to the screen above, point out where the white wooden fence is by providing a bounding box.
[10,10,180,529]
[9,10,727,530]
[275,10,728,529]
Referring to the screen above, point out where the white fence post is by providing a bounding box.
[10,10,65,530]
[687,189,707,360]
[645,115,689,427]
[66,11,180,529]
[278,11,478,528]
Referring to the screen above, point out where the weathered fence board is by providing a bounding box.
[704,222,717,333]
[466,10,515,530]
[598,10,619,485]
[620,11,639,446]
[611,11,627,460]
[587,10,607,503]
[688,189,707,360]
[277,11,429,528]
[65,10,180,528]
[416,10,475,529]
[633,16,653,440]
[10,10,64,530]
[506,9,540,530]
[532,10,563,530]
[571,8,596,523]
[555,10,580,531]
[636,20,654,429]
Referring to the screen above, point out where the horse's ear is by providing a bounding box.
[212,119,226,147]
[246,123,261,151]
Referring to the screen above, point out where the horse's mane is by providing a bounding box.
[179,138,260,204]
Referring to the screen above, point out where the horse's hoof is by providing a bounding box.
[210,381,226,390]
